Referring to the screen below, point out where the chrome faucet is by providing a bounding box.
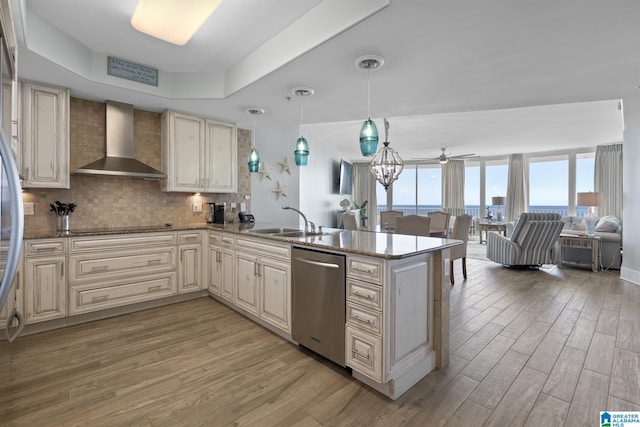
[282,206,315,233]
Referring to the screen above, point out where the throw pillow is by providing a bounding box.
[571,223,586,231]
[595,215,621,233]
[595,220,618,233]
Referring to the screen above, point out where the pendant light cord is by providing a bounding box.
[300,95,304,137]
[252,120,256,149]
[367,69,371,120]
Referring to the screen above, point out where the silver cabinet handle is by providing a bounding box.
[92,295,108,302]
[295,258,340,269]
[352,348,370,360]
[353,290,374,299]
[91,265,108,272]
[148,259,162,265]
[353,314,372,324]
[60,261,64,277]
[148,285,162,292]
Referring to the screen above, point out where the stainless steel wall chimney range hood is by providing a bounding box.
[73,101,167,179]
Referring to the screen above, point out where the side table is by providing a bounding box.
[479,222,507,244]
[559,233,601,272]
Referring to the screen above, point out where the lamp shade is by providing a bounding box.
[247,148,260,172]
[577,192,603,207]
[492,196,505,205]
[359,119,379,156]
[294,137,309,166]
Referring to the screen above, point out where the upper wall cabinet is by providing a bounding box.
[161,110,237,193]
[21,82,70,188]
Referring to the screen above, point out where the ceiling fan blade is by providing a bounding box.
[449,153,477,159]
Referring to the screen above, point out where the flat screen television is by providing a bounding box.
[338,159,353,195]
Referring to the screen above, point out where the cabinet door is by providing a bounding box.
[207,245,221,295]
[234,252,259,315]
[178,244,201,293]
[205,119,237,192]
[260,258,290,333]
[21,82,70,188]
[24,255,67,323]
[219,247,234,301]
[163,111,205,192]
[0,269,22,329]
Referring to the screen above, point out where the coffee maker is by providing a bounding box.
[206,202,226,224]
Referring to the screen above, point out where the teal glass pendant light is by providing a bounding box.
[293,87,313,166]
[246,108,264,173]
[356,55,384,157]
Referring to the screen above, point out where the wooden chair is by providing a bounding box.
[342,211,360,230]
[379,210,403,229]
[449,214,473,285]
[427,211,451,237]
[394,215,431,237]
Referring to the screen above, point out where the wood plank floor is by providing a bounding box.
[1,259,639,426]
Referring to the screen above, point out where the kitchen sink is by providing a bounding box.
[250,227,301,235]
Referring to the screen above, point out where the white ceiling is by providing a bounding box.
[10,0,634,162]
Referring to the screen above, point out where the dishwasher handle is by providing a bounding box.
[294,257,341,269]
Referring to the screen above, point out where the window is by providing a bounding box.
[464,162,480,218]
[576,153,595,217]
[529,155,568,215]
[485,160,508,206]
[392,166,417,214]
[417,165,442,214]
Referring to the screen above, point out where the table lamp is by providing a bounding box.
[577,191,603,236]
[492,196,505,222]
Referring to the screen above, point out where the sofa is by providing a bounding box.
[559,215,622,270]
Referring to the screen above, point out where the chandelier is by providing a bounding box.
[370,118,403,190]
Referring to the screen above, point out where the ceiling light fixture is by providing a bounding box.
[292,87,313,166]
[131,0,223,46]
[246,108,264,173]
[355,55,384,157]
[370,118,404,191]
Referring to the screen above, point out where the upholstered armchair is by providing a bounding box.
[486,213,564,267]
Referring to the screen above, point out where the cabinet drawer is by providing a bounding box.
[236,237,290,260]
[178,231,201,244]
[70,232,177,252]
[208,232,221,246]
[346,326,383,382]
[69,272,177,315]
[220,234,236,247]
[347,256,383,284]
[347,302,382,335]
[25,239,67,256]
[347,279,382,310]
[70,246,176,282]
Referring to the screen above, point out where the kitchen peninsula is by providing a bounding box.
[19,223,460,400]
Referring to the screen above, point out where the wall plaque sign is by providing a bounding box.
[107,56,158,86]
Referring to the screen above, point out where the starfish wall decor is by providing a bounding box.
[273,181,287,200]
[257,163,271,181]
[278,157,291,175]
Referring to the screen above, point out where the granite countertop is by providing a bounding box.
[24,222,461,259]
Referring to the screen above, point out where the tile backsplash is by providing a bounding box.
[22,98,251,232]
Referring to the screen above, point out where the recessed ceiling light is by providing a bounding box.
[131,0,223,46]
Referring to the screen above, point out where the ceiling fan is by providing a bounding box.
[412,148,478,164]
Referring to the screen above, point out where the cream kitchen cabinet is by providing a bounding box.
[178,231,203,293]
[68,232,177,315]
[0,259,23,329]
[23,239,67,323]
[207,232,235,301]
[235,236,291,333]
[161,110,237,193]
[21,81,70,188]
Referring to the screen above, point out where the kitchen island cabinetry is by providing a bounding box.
[161,110,237,193]
[23,239,67,323]
[68,232,177,315]
[21,81,70,188]
[236,236,291,333]
[207,231,235,301]
[178,231,203,293]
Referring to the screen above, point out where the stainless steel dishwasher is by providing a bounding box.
[291,246,346,367]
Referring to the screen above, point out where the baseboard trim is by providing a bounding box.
[621,266,640,286]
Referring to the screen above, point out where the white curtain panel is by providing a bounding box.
[442,159,465,211]
[353,162,378,230]
[595,143,623,220]
[505,154,529,222]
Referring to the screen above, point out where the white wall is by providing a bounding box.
[250,125,346,229]
[621,100,640,285]
[299,127,349,229]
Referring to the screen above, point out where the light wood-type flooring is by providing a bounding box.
[1,258,639,426]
